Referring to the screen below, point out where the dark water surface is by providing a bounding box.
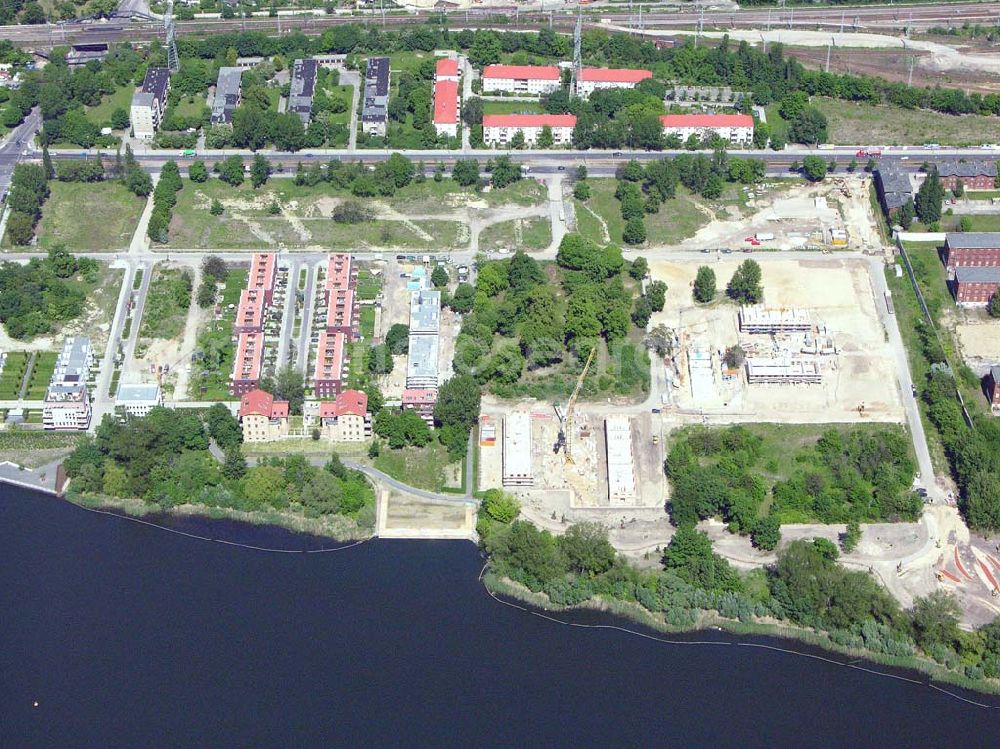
[2,485,998,748]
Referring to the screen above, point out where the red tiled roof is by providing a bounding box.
[249,253,276,292]
[239,388,289,418]
[482,64,560,80]
[402,388,438,405]
[320,389,368,418]
[659,114,754,128]
[325,253,353,291]
[581,67,652,83]
[433,80,459,125]
[436,58,459,77]
[483,114,577,128]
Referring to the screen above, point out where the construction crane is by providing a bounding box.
[555,346,596,465]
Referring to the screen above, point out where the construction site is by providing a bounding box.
[649,258,905,423]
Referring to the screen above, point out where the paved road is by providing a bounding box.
[867,255,938,495]
[0,107,42,202]
[343,460,476,506]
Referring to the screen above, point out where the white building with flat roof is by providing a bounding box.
[43,337,93,431]
[745,357,822,384]
[502,412,533,487]
[115,383,162,418]
[738,305,811,334]
[605,415,636,503]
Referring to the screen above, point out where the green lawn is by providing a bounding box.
[85,85,134,127]
[219,268,248,308]
[189,318,236,401]
[965,214,1000,231]
[814,98,1000,147]
[139,266,192,341]
[34,181,146,251]
[373,442,462,493]
[966,190,1000,200]
[25,352,57,400]
[479,216,552,251]
[0,351,29,398]
[576,180,625,244]
[356,268,382,300]
[359,306,376,339]
[173,95,208,119]
[645,187,712,245]
[576,180,715,246]
[482,100,546,115]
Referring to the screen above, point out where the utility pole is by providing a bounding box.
[571,3,582,98]
[165,0,179,74]
[825,38,833,73]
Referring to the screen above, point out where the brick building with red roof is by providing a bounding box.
[238,388,290,442]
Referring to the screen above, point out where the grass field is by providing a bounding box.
[85,85,134,127]
[0,351,29,398]
[373,442,462,493]
[482,100,546,115]
[139,266,192,340]
[479,216,552,251]
[188,268,246,401]
[25,352,57,400]
[575,180,717,246]
[966,191,1000,200]
[359,306,376,339]
[814,99,1000,146]
[356,269,382,301]
[35,181,146,251]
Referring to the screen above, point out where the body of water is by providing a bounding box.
[2,485,998,747]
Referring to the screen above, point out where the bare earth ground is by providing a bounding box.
[378,491,475,539]
[956,320,1000,365]
[649,258,904,422]
[655,177,880,252]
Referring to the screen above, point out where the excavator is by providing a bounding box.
[552,346,596,464]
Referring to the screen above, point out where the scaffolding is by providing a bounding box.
[745,357,822,384]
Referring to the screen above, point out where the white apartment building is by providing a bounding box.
[130,67,170,140]
[43,337,93,431]
[115,383,163,418]
[659,113,754,146]
[576,67,652,98]
[482,114,576,148]
[481,64,561,95]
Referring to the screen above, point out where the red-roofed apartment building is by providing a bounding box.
[660,113,754,146]
[249,252,278,305]
[231,331,264,396]
[577,67,652,98]
[435,57,459,82]
[322,253,358,338]
[482,64,561,95]
[234,288,266,334]
[483,114,576,148]
[239,388,290,442]
[320,389,370,442]
[313,330,347,398]
[433,79,459,138]
[402,388,437,426]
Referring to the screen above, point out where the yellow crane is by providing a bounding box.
[562,346,596,465]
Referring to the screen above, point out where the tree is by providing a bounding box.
[205,401,241,449]
[385,323,410,354]
[222,444,247,480]
[210,199,224,215]
[42,145,54,180]
[271,367,305,415]
[726,259,763,304]
[485,520,565,589]
[560,522,616,577]
[623,216,646,245]
[125,168,153,197]
[461,96,483,126]
[953,179,965,198]
[452,159,480,188]
[915,167,944,225]
[386,153,415,188]
[840,519,862,553]
[911,591,962,650]
[632,296,653,327]
[110,107,130,131]
[537,126,554,149]
[450,283,475,314]
[662,527,741,593]
[897,197,915,230]
[480,488,520,523]
[489,156,522,190]
[573,182,591,201]
[575,165,588,181]
[788,107,828,145]
[750,515,781,551]
[647,280,667,312]
[232,105,270,151]
[366,344,395,375]
[241,465,287,509]
[201,256,228,283]
[988,290,1000,319]
[959,215,973,232]
[723,345,745,369]
[629,256,649,280]
[509,131,525,150]
[217,155,245,186]
[431,265,449,288]
[250,154,271,188]
[801,155,828,182]
[189,160,209,183]
[5,211,35,245]
[693,265,716,303]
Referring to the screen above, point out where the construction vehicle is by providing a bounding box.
[554,346,596,464]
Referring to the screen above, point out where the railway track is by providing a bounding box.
[2,2,999,47]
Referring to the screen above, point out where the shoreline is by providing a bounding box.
[65,489,374,543]
[482,572,1000,700]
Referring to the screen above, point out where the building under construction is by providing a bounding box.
[605,415,637,503]
[745,357,822,385]
[739,305,811,334]
[502,412,533,487]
